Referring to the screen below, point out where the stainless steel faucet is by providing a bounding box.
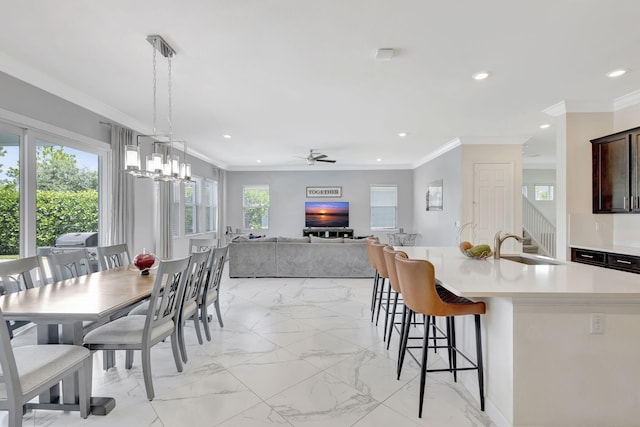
[493,231,524,259]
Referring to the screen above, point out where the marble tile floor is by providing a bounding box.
[5,272,496,427]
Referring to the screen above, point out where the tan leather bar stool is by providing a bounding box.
[390,251,446,379]
[395,254,486,417]
[370,242,392,330]
[365,237,382,321]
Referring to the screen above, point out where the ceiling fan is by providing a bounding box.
[298,149,336,165]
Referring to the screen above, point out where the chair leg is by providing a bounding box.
[8,401,21,427]
[432,317,437,353]
[171,332,184,373]
[178,318,188,364]
[125,350,134,369]
[202,304,212,342]
[141,347,155,401]
[193,312,203,345]
[451,317,458,382]
[383,284,394,341]
[419,315,431,418]
[370,270,379,315]
[214,299,224,327]
[386,292,399,349]
[397,304,407,368]
[375,278,386,326]
[397,307,412,380]
[475,314,485,411]
[446,317,453,374]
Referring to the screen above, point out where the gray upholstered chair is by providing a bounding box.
[0,308,92,426]
[199,245,228,342]
[188,238,217,254]
[83,256,191,401]
[96,244,131,271]
[0,256,46,338]
[175,250,210,362]
[46,249,92,282]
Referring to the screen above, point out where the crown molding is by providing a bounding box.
[543,99,616,116]
[0,52,151,135]
[411,137,462,168]
[614,89,640,111]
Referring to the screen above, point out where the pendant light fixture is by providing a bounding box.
[124,35,190,182]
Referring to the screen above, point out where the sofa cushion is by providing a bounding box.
[277,236,310,243]
[310,236,344,243]
[234,236,277,242]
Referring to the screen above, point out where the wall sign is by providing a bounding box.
[306,186,342,198]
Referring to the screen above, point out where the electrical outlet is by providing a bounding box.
[590,313,604,334]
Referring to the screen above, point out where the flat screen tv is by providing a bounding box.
[305,201,349,228]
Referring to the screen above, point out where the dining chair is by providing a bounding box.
[0,308,92,426]
[96,244,131,271]
[188,238,218,254]
[83,256,191,401]
[175,250,210,362]
[0,256,46,338]
[45,249,92,282]
[199,245,228,342]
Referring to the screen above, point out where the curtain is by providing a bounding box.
[110,125,134,249]
[217,168,226,243]
[154,142,173,259]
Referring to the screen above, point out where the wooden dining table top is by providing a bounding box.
[0,266,155,322]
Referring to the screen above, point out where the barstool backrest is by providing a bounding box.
[383,246,406,293]
[394,255,442,315]
[365,237,379,270]
[370,242,391,279]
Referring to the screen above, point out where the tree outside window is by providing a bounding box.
[204,179,217,232]
[243,185,269,229]
[534,185,554,201]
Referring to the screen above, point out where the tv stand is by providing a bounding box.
[303,228,354,238]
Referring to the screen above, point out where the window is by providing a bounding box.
[243,185,269,229]
[534,185,554,201]
[184,178,200,235]
[172,182,180,236]
[0,126,21,258]
[204,179,218,232]
[371,185,397,229]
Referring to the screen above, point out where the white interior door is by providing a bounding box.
[473,163,517,251]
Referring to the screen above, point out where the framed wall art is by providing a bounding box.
[426,179,443,211]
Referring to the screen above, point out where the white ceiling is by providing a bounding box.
[1,1,639,170]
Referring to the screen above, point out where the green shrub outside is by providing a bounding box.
[0,187,98,255]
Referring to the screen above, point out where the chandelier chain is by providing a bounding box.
[152,39,157,135]
[168,55,173,143]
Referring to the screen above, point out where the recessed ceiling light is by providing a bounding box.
[607,69,627,78]
[256,159,261,163]
[539,124,551,129]
[472,71,490,80]
[398,132,407,137]
[223,134,232,139]
[376,158,383,162]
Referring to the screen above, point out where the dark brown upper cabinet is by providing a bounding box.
[592,127,640,213]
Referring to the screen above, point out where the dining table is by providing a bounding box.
[0,266,154,415]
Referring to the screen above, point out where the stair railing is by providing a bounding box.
[522,197,556,257]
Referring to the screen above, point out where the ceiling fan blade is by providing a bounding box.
[311,154,328,160]
[316,159,336,163]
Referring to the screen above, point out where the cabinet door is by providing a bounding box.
[632,132,640,212]
[592,134,630,212]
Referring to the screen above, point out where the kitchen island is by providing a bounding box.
[400,246,640,427]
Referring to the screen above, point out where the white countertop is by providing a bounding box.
[399,246,640,298]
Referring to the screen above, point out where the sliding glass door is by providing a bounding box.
[0,126,21,258]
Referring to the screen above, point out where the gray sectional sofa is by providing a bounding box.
[228,236,373,278]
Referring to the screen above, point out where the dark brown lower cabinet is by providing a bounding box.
[571,247,640,274]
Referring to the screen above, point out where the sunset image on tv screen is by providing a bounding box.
[305,202,349,227]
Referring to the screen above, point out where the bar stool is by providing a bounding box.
[370,242,391,329]
[365,236,381,321]
[395,254,486,417]
[383,246,407,349]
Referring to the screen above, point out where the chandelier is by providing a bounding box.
[124,35,191,182]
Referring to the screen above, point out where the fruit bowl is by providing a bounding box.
[459,241,493,259]
[133,252,158,275]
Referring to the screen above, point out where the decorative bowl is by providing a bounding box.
[133,252,157,275]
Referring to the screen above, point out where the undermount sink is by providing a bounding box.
[500,255,561,265]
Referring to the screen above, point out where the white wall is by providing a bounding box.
[225,169,413,240]
[522,169,556,225]
[412,146,462,246]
